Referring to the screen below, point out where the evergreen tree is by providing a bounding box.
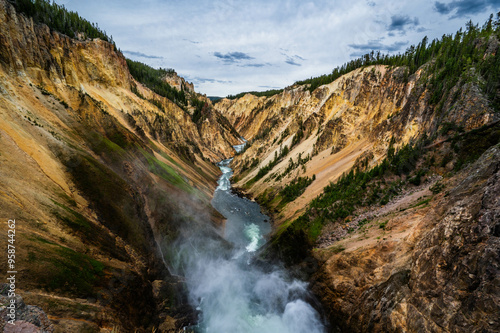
[11,0,113,44]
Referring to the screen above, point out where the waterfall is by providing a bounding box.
[173,149,325,332]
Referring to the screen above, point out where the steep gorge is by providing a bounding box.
[0,0,240,331]
[214,28,500,332]
[0,0,499,332]
[215,63,496,223]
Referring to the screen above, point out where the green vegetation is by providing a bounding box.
[157,149,180,167]
[148,97,166,112]
[249,145,290,184]
[227,89,284,100]
[430,181,445,194]
[408,169,426,186]
[279,175,315,204]
[29,235,106,296]
[280,140,423,242]
[290,128,304,148]
[295,14,500,112]
[67,154,150,254]
[256,188,283,212]
[29,235,57,245]
[130,82,145,99]
[126,59,210,122]
[191,97,206,123]
[235,157,260,182]
[329,244,345,254]
[275,152,311,180]
[51,200,92,236]
[358,218,370,227]
[439,122,464,135]
[138,147,189,191]
[379,220,388,230]
[47,246,105,296]
[126,59,187,109]
[92,135,127,158]
[449,122,500,170]
[410,197,432,208]
[12,0,113,44]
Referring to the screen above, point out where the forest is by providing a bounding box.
[297,13,500,111]
[11,0,113,43]
[239,14,499,113]
[125,59,188,109]
[226,89,284,100]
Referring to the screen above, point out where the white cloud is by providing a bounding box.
[56,0,495,96]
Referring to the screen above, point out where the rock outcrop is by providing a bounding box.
[215,64,497,224]
[216,37,499,332]
[0,0,238,331]
[311,145,500,332]
[163,71,194,94]
[0,0,238,163]
[0,285,54,333]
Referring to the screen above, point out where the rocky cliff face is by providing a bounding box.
[0,1,237,331]
[216,44,499,331]
[1,0,498,331]
[0,0,238,163]
[215,64,497,224]
[311,144,500,332]
[163,71,195,94]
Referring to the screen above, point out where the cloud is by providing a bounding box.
[434,1,452,13]
[282,53,305,66]
[54,0,498,96]
[259,85,281,89]
[388,15,420,32]
[214,52,254,63]
[122,50,163,59]
[285,58,302,66]
[349,39,409,56]
[190,77,232,84]
[239,63,269,68]
[433,0,499,18]
[183,39,201,44]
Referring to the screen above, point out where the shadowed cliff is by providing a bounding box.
[0,0,239,331]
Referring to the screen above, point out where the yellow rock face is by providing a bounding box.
[0,1,239,330]
[215,64,494,225]
[214,45,499,333]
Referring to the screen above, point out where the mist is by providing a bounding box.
[168,157,326,332]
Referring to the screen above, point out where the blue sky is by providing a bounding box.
[54,0,498,96]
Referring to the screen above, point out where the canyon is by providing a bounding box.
[0,0,240,331]
[0,0,499,332]
[213,40,500,332]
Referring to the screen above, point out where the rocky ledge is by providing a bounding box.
[0,285,54,333]
[311,145,500,332]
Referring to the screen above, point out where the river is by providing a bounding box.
[179,142,326,333]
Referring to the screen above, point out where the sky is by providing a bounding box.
[53,0,499,97]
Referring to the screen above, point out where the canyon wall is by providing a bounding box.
[215,64,496,224]
[0,1,238,331]
[0,0,498,331]
[216,45,499,332]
